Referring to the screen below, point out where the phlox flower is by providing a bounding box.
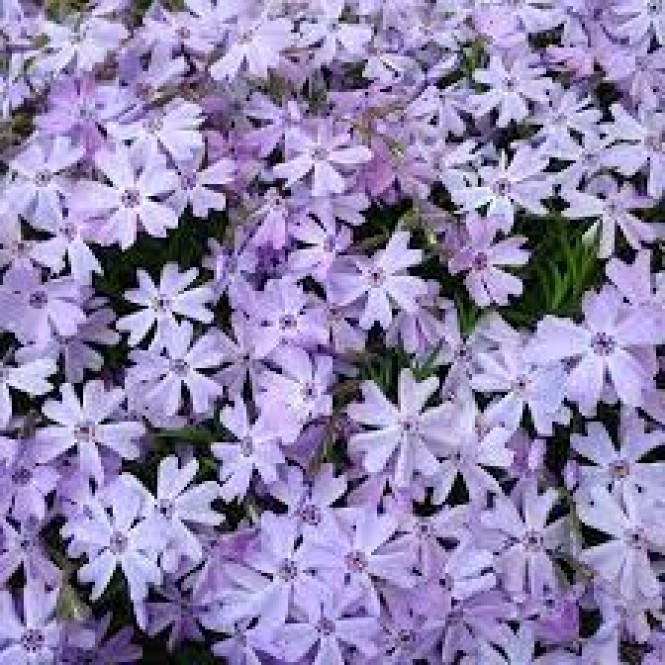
[116,264,214,348]
[37,381,144,483]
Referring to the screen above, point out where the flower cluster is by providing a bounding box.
[1,0,665,663]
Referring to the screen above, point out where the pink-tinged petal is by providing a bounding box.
[562,191,603,219]
[312,161,346,198]
[95,146,135,189]
[329,145,372,166]
[567,354,605,414]
[79,550,117,601]
[351,428,399,475]
[361,288,392,330]
[607,350,649,407]
[273,154,313,188]
[527,317,590,363]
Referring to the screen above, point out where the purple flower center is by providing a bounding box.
[301,381,315,399]
[29,290,48,309]
[345,549,368,572]
[170,359,189,376]
[12,466,32,486]
[645,132,664,152]
[240,436,254,456]
[144,114,164,133]
[279,313,298,331]
[158,498,175,519]
[590,332,616,356]
[522,530,544,551]
[312,146,329,161]
[121,188,141,208]
[180,172,197,190]
[299,503,322,526]
[152,295,172,312]
[34,170,52,187]
[277,558,298,581]
[317,618,335,635]
[110,530,129,554]
[368,267,386,287]
[440,573,454,591]
[14,240,33,257]
[610,459,630,480]
[512,375,529,393]
[401,416,419,434]
[20,628,45,653]
[625,528,645,550]
[493,178,511,196]
[74,421,96,444]
[396,628,415,647]
[471,252,489,271]
[60,223,77,241]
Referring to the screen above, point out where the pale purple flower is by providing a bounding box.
[0,268,86,351]
[299,1,374,65]
[528,287,664,414]
[59,612,141,664]
[37,381,144,483]
[302,509,415,616]
[385,280,449,358]
[449,214,529,307]
[109,100,204,162]
[128,321,224,417]
[288,215,353,281]
[347,369,451,488]
[169,151,236,218]
[328,231,427,330]
[116,264,214,348]
[471,341,568,436]
[571,411,665,500]
[8,136,83,222]
[603,104,665,200]
[39,18,128,74]
[614,0,665,46]
[16,295,120,384]
[29,208,103,283]
[242,512,326,627]
[472,52,552,127]
[145,456,222,572]
[0,518,61,588]
[257,347,333,444]
[213,400,285,501]
[273,586,380,663]
[577,485,665,601]
[0,436,59,522]
[64,479,162,625]
[532,87,602,158]
[214,313,271,398]
[562,180,656,258]
[0,581,62,665]
[481,484,566,598]
[428,401,514,504]
[72,143,178,249]
[452,147,552,230]
[268,463,346,537]
[0,356,56,429]
[210,14,294,80]
[273,122,372,197]
[247,276,328,356]
[37,75,130,155]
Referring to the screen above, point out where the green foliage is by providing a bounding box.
[507,213,601,326]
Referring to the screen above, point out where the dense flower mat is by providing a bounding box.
[1,0,665,663]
